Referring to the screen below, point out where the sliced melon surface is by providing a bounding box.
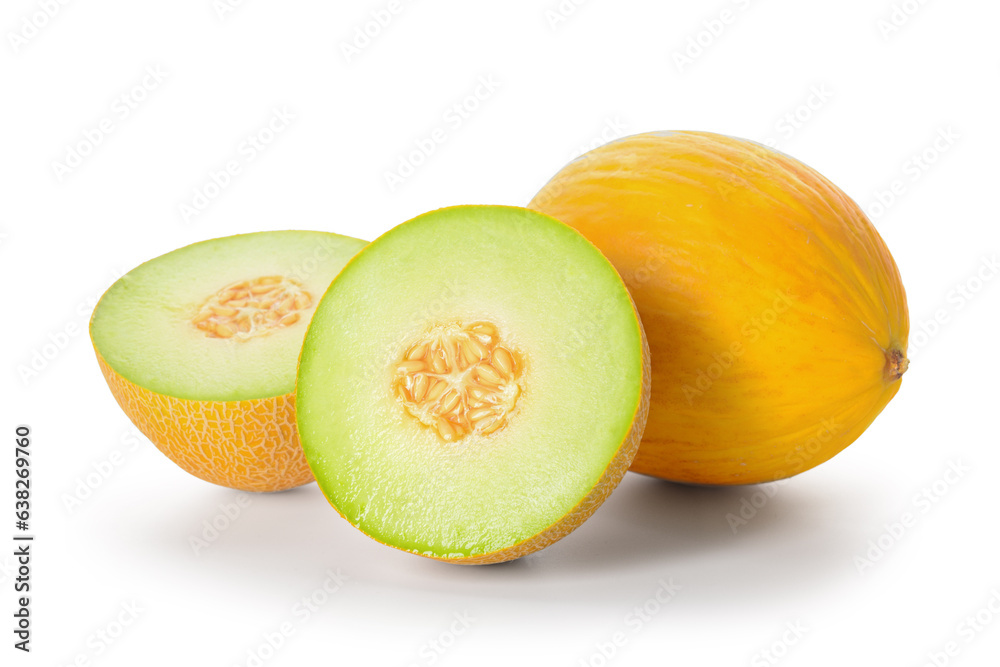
[90,230,367,492]
[92,231,366,401]
[296,206,650,562]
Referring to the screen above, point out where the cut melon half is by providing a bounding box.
[90,230,367,492]
[296,206,650,563]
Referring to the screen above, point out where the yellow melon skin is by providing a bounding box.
[530,131,909,485]
[95,351,313,493]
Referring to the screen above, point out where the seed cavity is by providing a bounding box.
[393,321,524,442]
[192,276,312,341]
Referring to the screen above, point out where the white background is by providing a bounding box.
[3,1,999,665]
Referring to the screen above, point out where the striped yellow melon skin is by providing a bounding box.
[530,131,909,485]
[96,351,312,492]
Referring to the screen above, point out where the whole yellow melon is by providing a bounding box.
[530,131,908,485]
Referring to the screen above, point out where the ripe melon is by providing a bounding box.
[296,206,650,563]
[90,231,367,492]
[530,131,909,485]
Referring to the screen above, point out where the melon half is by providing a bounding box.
[296,206,650,563]
[90,230,367,492]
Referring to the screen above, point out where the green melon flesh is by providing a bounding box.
[91,231,367,401]
[296,206,646,560]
